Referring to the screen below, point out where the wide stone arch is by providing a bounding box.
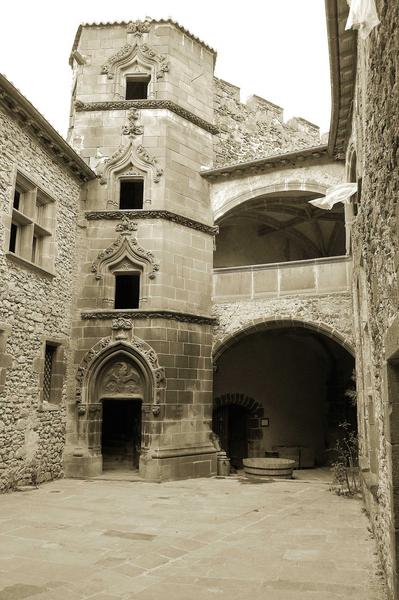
[213,316,355,363]
[214,181,329,223]
[210,160,345,222]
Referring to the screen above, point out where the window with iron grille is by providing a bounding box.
[43,343,56,403]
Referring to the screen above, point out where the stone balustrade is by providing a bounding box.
[213,255,352,302]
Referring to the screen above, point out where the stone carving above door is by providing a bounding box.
[99,360,144,397]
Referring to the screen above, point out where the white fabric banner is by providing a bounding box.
[309,183,358,210]
[345,0,380,39]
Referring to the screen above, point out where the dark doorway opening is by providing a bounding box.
[101,399,141,470]
[213,404,249,469]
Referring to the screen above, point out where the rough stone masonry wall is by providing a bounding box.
[350,0,399,594]
[0,109,81,491]
[213,78,321,167]
[212,292,353,350]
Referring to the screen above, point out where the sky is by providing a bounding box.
[1,0,331,138]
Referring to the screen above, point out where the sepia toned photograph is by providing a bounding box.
[0,0,396,598]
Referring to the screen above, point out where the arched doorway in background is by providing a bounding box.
[213,322,356,468]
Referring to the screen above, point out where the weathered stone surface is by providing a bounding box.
[214,78,320,167]
[0,107,81,491]
[348,0,399,596]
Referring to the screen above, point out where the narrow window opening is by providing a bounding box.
[120,180,144,210]
[43,343,56,403]
[31,236,38,263]
[125,78,149,100]
[9,223,18,253]
[13,189,21,210]
[115,274,140,309]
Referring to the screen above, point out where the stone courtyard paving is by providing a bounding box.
[0,471,387,600]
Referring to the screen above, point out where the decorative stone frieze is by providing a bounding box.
[81,309,218,326]
[85,209,219,236]
[74,99,219,134]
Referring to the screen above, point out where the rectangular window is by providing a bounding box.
[114,274,140,309]
[8,173,55,271]
[119,180,144,210]
[9,223,18,253]
[125,77,150,100]
[13,189,21,210]
[43,343,56,403]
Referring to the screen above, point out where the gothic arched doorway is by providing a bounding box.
[95,355,146,472]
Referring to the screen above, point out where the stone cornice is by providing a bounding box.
[0,74,95,183]
[70,19,217,67]
[75,99,219,135]
[201,145,332,180]
[325,0,357,158]
[84,210,219,236]
[81,309,217,326]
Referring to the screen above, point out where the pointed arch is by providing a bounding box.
[91,232,159,282]
[75,336,166,413]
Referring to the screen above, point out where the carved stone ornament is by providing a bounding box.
[126,19,152,36]
[112,317,132,331]
[115,215,138,233]
[97,140,163,185]
[122,108,144,138]
[81,309,218,326]
[85,209,219,236]
[100,360,144,396]
[91,231,160,280]
[75,99,219,135]
[101,41,168,81]
[75,336,166,415]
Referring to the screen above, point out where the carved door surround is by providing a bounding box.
[75,335,166,460]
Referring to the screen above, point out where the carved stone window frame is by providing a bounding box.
[91,229,159,308]
[101,42,169,101]
[98,140,163,209]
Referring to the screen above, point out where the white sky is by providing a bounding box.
[1,0,331,138]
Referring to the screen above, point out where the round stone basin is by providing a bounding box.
[243,457,296,479]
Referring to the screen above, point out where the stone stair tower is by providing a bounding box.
[64,19,218,480]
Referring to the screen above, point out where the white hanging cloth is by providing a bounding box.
[345,0,380,39]
[309,183,358,210]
